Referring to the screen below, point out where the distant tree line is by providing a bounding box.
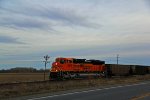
[0,67,49,73]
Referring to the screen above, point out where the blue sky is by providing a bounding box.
[0,0,150,69]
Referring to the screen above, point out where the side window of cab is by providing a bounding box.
[68,60,72,63]
[60,59,65,64]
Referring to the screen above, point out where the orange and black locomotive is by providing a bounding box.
[49,57,106,79]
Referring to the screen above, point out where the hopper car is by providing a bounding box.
[106,64,150,77]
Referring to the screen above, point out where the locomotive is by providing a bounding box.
[49,57,106,79]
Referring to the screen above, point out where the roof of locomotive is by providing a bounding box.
[56,57,75,60]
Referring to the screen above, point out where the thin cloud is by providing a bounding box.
[0,1,101,29]
[0,14,51,30]
[33,7,101,28]
[0,35,25,44]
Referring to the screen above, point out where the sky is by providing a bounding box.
[0,0,150,69]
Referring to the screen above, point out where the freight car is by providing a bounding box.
[106,64,131,77]
[130,65,149,75]
[106,64,150,77]
[148,67,150,74]
[49,57,106,80]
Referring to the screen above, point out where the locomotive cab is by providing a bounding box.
[49,58,74,80]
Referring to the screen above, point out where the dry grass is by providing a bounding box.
[0,73,49,83]
[0,74,150,99]
[130,92,150,100]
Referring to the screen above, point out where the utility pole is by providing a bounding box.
[43,55,50,81]
[117,54,119,66]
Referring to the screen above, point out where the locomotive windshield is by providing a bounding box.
[60,59,73,64]
[56,58,73,64]
[56,58,65,64]
[60,59,65,64]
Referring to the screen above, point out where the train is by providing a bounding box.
[49,57,150,80]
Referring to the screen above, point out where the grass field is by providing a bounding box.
[0,73,49,83]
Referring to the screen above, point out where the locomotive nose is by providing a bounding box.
[51,62,58,72]
[52,62,58,66]
[55,62,58,65]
